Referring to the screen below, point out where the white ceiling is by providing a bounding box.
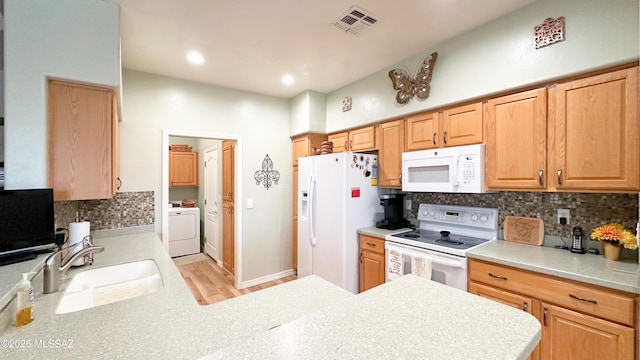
[112,0,536,98]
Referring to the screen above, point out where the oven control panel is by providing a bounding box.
[418,204,498,230]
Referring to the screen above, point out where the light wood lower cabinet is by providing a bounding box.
[468,259,637,360]
[359,235,385,292]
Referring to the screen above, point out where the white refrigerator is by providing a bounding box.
[297,152,382,294]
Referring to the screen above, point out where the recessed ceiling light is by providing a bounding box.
[187,51,205,65]
[281,75,295,85]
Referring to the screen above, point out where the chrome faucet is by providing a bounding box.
[43,243,105,294]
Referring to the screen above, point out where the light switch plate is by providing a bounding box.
[247,199,254,209]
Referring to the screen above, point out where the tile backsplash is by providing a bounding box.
[54,191,155,231]
[406,191,638,240]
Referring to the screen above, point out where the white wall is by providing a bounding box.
[323,0,639,132]
[289,90,326,135]
[120,70,292,280]
[4,0,120,189]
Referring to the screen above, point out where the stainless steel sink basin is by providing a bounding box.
[55,259,163,314]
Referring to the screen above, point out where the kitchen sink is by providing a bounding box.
[55,259,163,314]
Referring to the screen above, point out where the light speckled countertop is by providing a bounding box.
[201,275,541,360]
[357,226,411,238]
[468,240,639,294]
[1,231,541,359]
[0,233,353,359]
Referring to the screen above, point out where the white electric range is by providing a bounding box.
[385,203,498,291]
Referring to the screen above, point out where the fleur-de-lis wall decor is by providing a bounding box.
[254,154,280,190]
[388,52,438,104]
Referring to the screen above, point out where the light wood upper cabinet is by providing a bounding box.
[485,88,547,190]
[441,102,483,147]
[406,112,440,151]
[292,134,326,165]
[378,120,404,188]
[349,126,376,151]
[169,151,198,188]
[48,80,119,201]
[549,67,639,191]
[327,126,376,153]
[327,132,348,153]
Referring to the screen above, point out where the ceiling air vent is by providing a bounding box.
[333,6,381,35]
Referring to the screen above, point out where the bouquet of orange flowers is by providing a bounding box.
[590,223,638,250]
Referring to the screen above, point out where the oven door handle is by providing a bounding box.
[419,254,464,268]
[385,242,464,268]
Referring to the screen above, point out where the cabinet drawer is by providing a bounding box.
[469,259,636,326]
[359,235,385,255]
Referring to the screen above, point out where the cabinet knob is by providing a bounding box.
[116,177,122,190]
[443,131,448,145]
[543,308,548,326]
[432,132,437,145]
[398,174,402,184]
[538,170,543,186]
[557,169,563,185]
[569,294,597,304]
[523,302,528,312]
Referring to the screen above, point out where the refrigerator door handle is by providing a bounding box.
[309,174,317,246]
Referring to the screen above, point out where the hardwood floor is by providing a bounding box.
[175,254,297,305]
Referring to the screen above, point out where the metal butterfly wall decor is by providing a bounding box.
[388,52,438,104]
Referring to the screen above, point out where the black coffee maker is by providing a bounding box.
[375,194,411,230]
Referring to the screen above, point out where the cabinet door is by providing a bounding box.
[378,120,404,188]
[441,102,483,147]
[469,281,534,313]
[292,136,309,165]
[222,141,235,201]
[550,67,639,191]
[406,112,440,150]
[349,126,376,151]
[359,250,385,293]
[541,303,634,360]
[169,151,198,187]
[222,202,235,274]
[48,80,115,201]
[485,89,547,190]
[328,132,349,153]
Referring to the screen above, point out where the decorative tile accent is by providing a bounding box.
[54,191,155,231]
[406,192,638,239]
[534,16,565,49]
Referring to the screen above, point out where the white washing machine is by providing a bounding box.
[168,207,200,257]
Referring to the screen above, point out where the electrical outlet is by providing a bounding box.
[405,199,412,210]
[557,209,570,225]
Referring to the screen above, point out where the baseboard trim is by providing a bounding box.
[240,269,296,289]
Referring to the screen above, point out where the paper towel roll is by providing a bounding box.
[68,221,90,266]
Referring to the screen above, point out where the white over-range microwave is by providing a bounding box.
[401,144,486,193]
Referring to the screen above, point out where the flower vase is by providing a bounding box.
[602,241,622,261]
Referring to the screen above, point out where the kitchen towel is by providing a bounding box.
[387,249,403,281]
[410,254,432,280]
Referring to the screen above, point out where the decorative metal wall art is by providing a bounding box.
[388,52,438,104]
[254,154,280,190]
[534,17,565,49]
[342,96,352,112]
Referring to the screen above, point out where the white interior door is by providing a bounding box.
[204,145,221,265]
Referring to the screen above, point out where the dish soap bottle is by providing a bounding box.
[15,273,35,326]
